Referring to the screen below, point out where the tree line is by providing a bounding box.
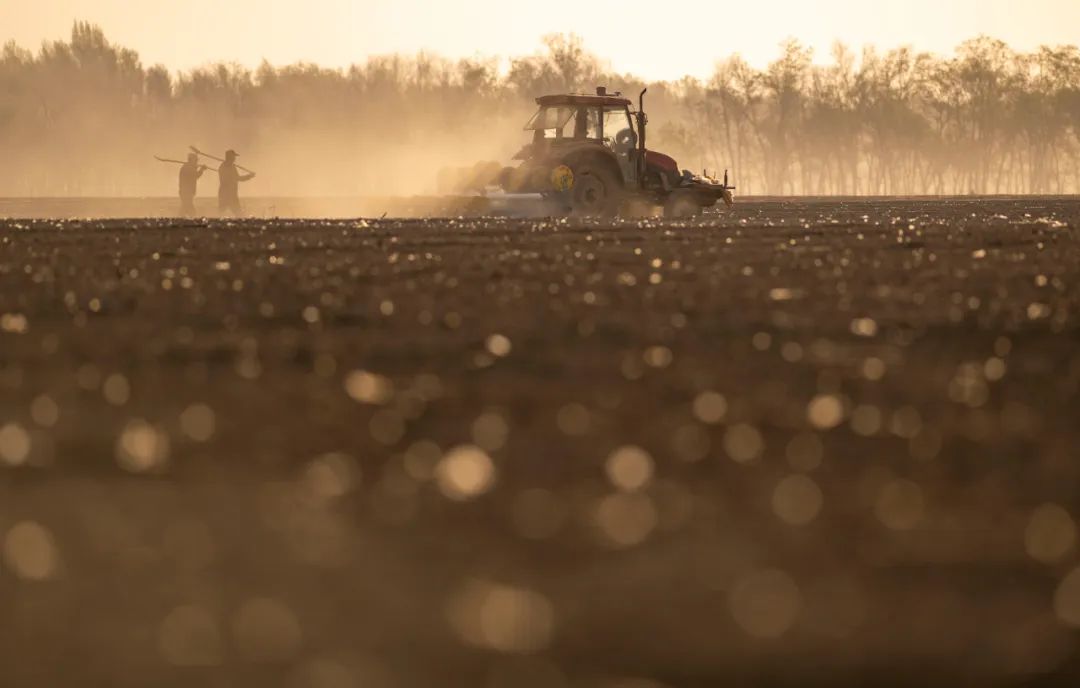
[2,22,1080,196]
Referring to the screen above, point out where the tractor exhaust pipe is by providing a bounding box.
[637,88,648,190]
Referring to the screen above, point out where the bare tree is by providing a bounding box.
[1,24,1079,196]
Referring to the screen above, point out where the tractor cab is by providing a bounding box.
[520,90,640,185]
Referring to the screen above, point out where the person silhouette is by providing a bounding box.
[218,150,256,216]
[178,153,208,216]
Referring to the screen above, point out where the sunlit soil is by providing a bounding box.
[1,198,1079,685]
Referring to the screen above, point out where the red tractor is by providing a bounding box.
[497,87,734,217]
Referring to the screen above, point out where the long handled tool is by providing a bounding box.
[189,146,256,175]
[155,155,218,172]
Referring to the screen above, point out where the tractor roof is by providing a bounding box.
[536,93,632,108]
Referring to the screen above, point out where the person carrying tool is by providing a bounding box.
[155,152,212,216]
[216,149,256,215]
[178,153,209,216]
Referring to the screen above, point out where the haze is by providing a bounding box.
[6,0,1080,80]
[5,3,1080,201]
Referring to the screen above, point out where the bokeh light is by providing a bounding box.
[723,424,764,463]
[2,520,59,581]
[729,569,802,639]
[604,446,654,492]
[0,423,31,466]
[115,420,170,473]
[446,580,554,653]
[344,370,394,404]
[772,474,824,526]
[874,479,925,531]
[436,445,496,500]
[1025,504,1077,564]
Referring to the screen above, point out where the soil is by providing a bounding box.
[1,197,1079,686]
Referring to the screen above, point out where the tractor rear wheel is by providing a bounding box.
[569,163,622,216]
[663,190,703,219]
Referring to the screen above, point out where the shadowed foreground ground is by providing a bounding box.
[1,198,1080,686]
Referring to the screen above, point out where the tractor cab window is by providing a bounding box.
[562,107,601,139]
[603,107,636,155]
[581,108,602,140]
[525,106,575,139]
[524,104,617,141]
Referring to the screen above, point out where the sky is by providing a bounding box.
[4,0,1080,81]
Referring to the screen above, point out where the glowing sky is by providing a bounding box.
[5,0,1080,81]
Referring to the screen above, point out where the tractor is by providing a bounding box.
[496,87,734,217]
